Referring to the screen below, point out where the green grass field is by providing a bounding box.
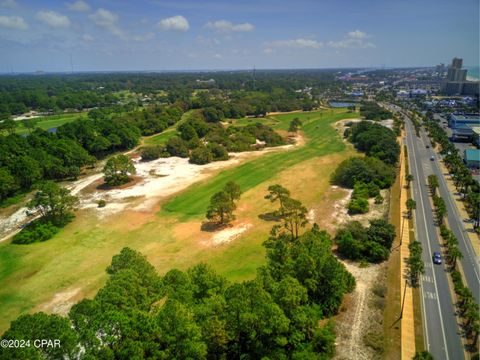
[0,108,358,334]
[15,113,88,134]
[162,109,357,219]
[143,109,198,146]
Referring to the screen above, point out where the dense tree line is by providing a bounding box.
[331,157,396,189]
[359,102,393,121]
[142,111,284,165]
[1,225,355,359]
[0,130,94,202]
[0,70,336,119]
[347,121,400,166]
[331,119,398,263]
[0,104,184,203]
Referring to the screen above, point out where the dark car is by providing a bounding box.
[433,252,442,265]
[430,156,435,161]
[426,144,430,148]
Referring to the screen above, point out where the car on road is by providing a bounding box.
[433,252,442,264]
[426,144,430,148]
[430,156,435,161]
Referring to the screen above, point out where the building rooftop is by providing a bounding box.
[465,149,480,161]
[451,114,480,121]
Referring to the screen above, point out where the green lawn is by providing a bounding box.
[162,109,357,220]
[143,109,198,146]
[15,113,88,134]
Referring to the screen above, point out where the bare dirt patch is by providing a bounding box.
[37,287,83,316]
[210,223,253,246]
[335,261,386,360]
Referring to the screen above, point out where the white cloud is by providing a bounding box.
[0,15,28,30]
[158,15,189,31]
[348,30,367,39]
[89,8,125,39]
[0,0,17,9]
[204,20,254,33]
[267,38,322,49]
[213,53,222,59]
[328,30,375,49]
[36,10,71,28]
[67,1,90,12]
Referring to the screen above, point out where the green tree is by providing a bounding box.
[0,118,17,134]
[0,167,18,200]
[405,174,414,189]
[206,191,236,225]
[223,181,242,202]
[206,182,241,225]
[428,174,439,196]
[265,184,291,216]
[0,313,79,360]
[407,240,424,287]
[288,117,302,133]
[103,154,136,186]
[157,299,207,359]
[282,197,308,239]
[413,350,434,360]
[406,198,416,219]
[28,181,78,225]
[189,145,213,165]
[166,137,189,158]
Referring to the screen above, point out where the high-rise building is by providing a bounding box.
[442,57,479,96]
[446,57,467,82]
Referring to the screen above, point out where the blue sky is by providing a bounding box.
[0,0,478,72]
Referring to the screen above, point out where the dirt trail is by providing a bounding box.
[335,262,384,360]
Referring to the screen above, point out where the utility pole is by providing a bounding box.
[400,279,408,319]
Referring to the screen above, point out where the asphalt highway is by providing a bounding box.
[405,118,465,360]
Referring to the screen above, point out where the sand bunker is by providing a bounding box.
[211,223,252,245]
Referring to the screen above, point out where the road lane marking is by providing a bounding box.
[408,122,449,359]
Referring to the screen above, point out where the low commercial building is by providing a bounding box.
[464,149,480,169]
[449,114,480,139]
[470,126,480,147]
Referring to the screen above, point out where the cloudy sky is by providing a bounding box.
[0,0,478,72]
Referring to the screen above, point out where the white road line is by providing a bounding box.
[408,123,449,359]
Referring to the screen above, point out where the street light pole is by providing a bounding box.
[400,279,408,319]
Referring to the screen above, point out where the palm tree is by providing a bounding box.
[405,174,414,189]
[406,199,416,219]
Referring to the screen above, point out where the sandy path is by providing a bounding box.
[335,261,384,360]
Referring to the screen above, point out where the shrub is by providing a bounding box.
[166,137,189,158]
[208,143,229,161]
[13,220,60,244]
[348,198,369,214]
[189,146,213,165]
[97,199,106,208]
[335,219,394,263]
[331,157,395,189]
[141,146,166,161]
[374,194,384,204]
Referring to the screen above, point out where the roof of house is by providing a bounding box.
[464,149,480,161]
